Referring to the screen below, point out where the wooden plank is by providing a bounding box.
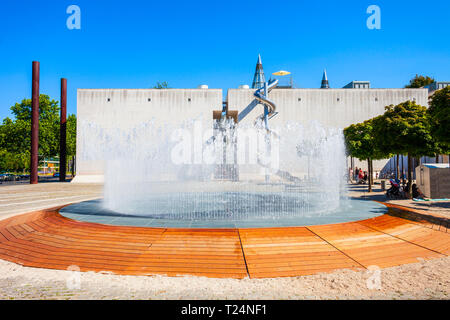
[358,215,450,255]
[239,227,362,278]
[0,208,446,279]
[309,219,443,268]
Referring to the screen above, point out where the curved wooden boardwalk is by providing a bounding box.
[0,204,448,279]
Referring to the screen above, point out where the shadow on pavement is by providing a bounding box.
[412,201,450,210]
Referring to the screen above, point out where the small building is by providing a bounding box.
[424,81,450,95]
[343,81,370,89]
[38,157,60,174]
[416,163,450,199]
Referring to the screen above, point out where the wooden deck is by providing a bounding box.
[0,204,448,279]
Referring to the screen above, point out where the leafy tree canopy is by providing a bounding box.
[0,94,76,172]
[344,118,387,161]
[374,101,436,157]
[10,94,59,122]
[428,86,450,149]
[153,81,170,89]
[405,74,434,88]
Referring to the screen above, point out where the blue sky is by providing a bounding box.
[0,0,449,119]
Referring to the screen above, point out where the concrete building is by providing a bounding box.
[74,86,427,182]
[424,81,450,95]
[73,56,432,183]
[343,81,371,89]
[227,88,427,128]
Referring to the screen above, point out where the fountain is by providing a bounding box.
[60,82,387,228]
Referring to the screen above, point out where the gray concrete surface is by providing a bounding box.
[0,183,102,221]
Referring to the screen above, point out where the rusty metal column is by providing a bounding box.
[30,61,40,184]
[60,78,67,182]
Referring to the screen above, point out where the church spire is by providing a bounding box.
[321,69,329,89]
[251,54,266,89]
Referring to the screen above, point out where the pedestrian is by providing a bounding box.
[358,169,364,183]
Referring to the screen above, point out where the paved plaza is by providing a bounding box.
[0,181,448,300]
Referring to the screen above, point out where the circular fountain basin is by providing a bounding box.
[59,194,387,228]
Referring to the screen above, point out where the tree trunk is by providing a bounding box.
[367,158,372,192]
[396,154,400,180]
[71,156,75,178]
[350,156,354,181]
[407,153,413,199]
[436,154,439,164]
[415,157,421,180]
[401,155,404,180]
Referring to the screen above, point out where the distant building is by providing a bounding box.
[424,81,450,95]
[320,69,329,89]
[343,81,370,89]
[251,54,265,89]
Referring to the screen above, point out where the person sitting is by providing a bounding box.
[358,170,365,184]
[412,183,424,199]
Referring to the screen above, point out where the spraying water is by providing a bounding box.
[80,117,348,221]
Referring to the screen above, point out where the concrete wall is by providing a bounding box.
[74,87,428,182]
[74,89,222,182]
[227,88,428,172]
[227,88,428,129]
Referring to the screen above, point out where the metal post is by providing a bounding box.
[30,61,40,184]
[60,78,67,182]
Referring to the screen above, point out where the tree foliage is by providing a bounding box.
[405,74,434,88]
[346,100,439,198]
[344,118,388,192]
[375,101,436,158]
[0,94,76,172]
[152,81,170,89]
[428,86,450,150]
[344,118,387,162]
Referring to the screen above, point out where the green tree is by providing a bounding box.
[0,117,30,171]
[0,94,77,173]
[428,86,450,150]
[344,118,387,192]
[405,74,434,88]
[66,114,77,175]
[374,101,436,198]
[152,81,170,89]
